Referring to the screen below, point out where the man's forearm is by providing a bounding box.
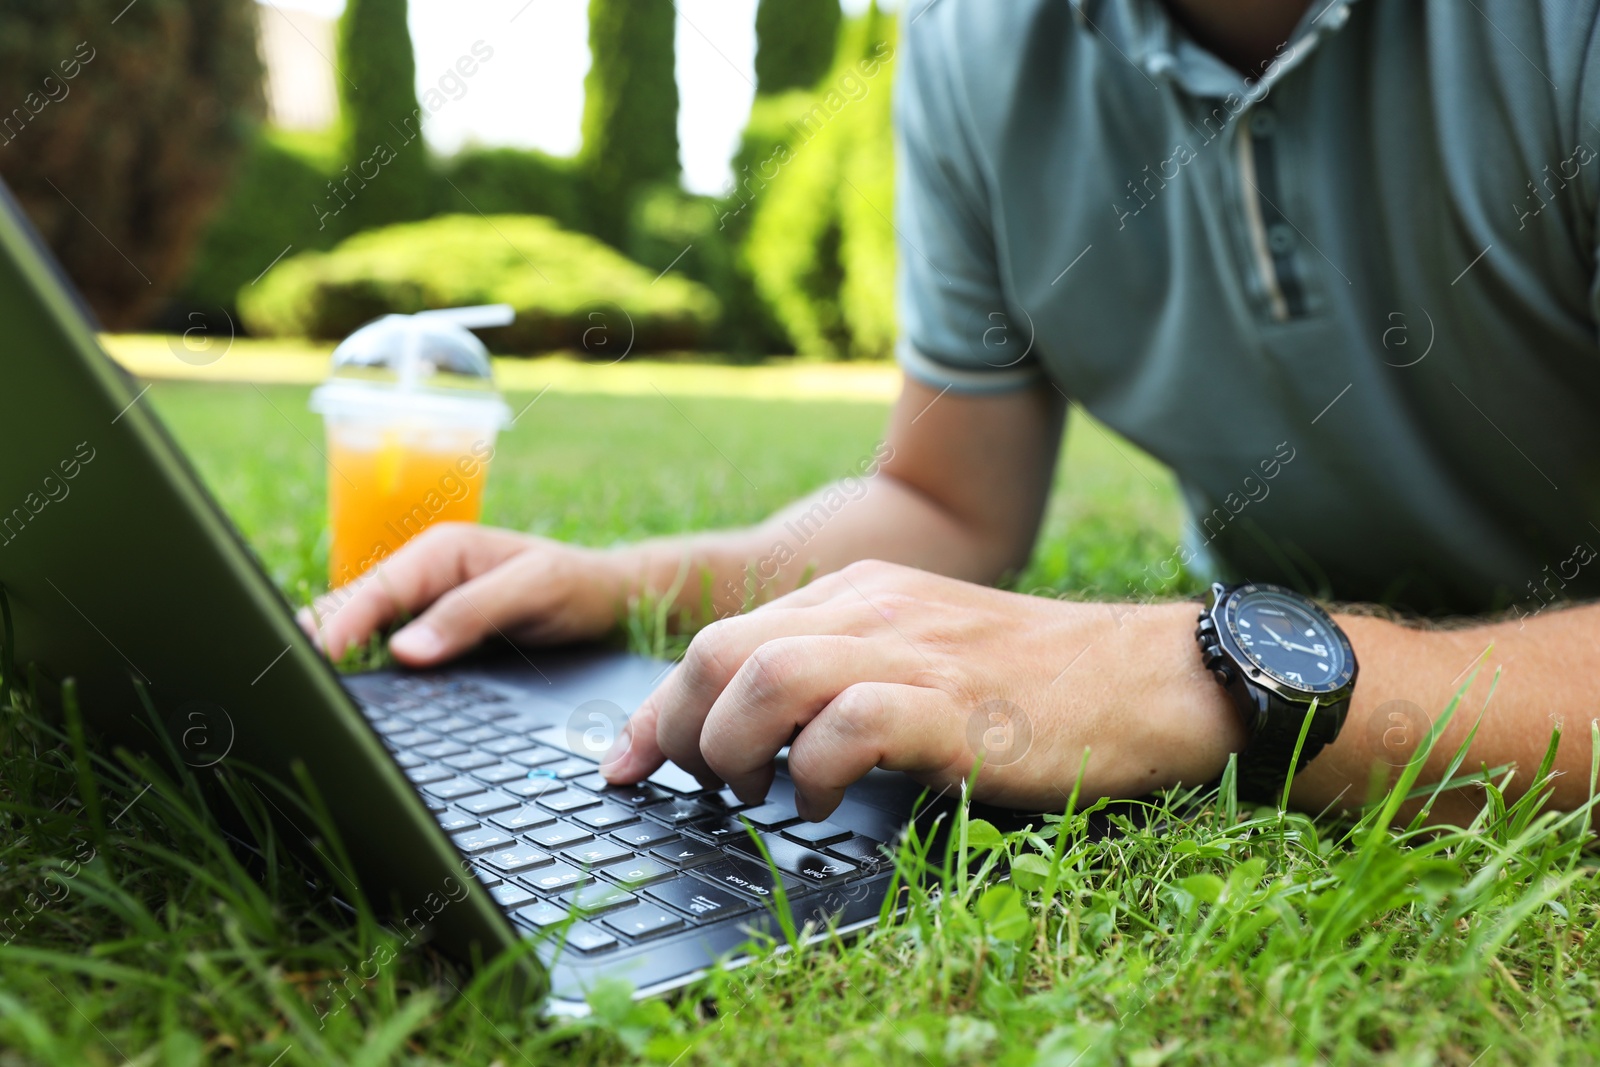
[1294,603,1600,818]
[602,471,1011,623]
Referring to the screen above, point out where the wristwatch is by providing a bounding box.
[1195,582,1357,802]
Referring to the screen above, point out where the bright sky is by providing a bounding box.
[262,0,895,195]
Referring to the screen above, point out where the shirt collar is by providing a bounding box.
[1071,0,1362,100]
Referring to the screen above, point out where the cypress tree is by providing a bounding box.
[754,0,841,94]
[336,0,432,232]
[581,0,681,244]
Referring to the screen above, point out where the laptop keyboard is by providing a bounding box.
[356,675,894,958]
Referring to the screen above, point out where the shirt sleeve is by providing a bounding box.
[893,3,1042,394]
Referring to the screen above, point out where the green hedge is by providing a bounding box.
[0,0,263,329]
[580,0,680,245]
[335,0,432,230]
[180,130,348,312]
[740,9,897,360]
[754,0,841,94]
[626,184,788,358]
[239,213,720,353]
[435,147,588,233]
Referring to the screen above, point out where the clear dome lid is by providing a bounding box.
[311,305,513,427]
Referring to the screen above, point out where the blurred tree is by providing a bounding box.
[336,0,432,232]
[754,0,842,94]
[0,0,263,329]
[581,0,680,245]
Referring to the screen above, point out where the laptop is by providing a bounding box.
[0,183,953,1011]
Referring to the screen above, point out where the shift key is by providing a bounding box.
[730,834,857,885]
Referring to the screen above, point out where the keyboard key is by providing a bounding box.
[421,796,447,812]
[606,856,676,889]
[405,764,454,786]
[611,822,680,849]
[538,791,600,815]
[392,752,425,769]
[505,747,566,768]
[684,816,755,845]
[646,879,752,921]
[443,751,497,772]
[695,857,806,900]
[520,862,589,894]
[468,864,502,888]
[527,823,594,850]
[783,820,851,847]
[490,805,557,832]
[564,922,619,953]
[471,762,532,785]
[593,781,673,808]
[369,717,412,736]
[546,759,599,780]
[423,776,487,800]
[825,835,895,874]
[513,900,568,928]
[481,735,534,756]
[457,725,502,745]
[435,811,479,834]
[559,883,637,914]
[731,835,857,884]
[503,776,566,799]
[649,839,722,869]
[451,827,515,854]
[483,844,553,874]
[603,903,685,940]
[736,796,800,831]
[713,787,747,812]
[389,729,439,749]
[491,882,537,909]
[416,739,467,760]
[573,804,638,830]
[646,763,707,795]
[431,715,476,735]
[456,791,520,816]
[561,838,632,868]
[644,798,715,827]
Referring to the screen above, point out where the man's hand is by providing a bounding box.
[600,559,1244,817]
[297,523,626,665]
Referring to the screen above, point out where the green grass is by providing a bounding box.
[1,380,1596,1065]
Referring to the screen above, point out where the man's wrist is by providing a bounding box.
[1120,601,1247,790]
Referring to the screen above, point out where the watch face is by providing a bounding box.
[1225,587,1349,692]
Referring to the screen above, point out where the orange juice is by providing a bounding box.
[325,430,494,587]
[310,308,513,588]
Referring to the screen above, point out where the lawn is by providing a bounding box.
[0,374,1594,1065]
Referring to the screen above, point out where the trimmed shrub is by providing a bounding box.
[336,0,432,231]
[741,9,897,359]
[626,184,788,358]
[180,130,349,313]
[754,0,841,94]
[436,147,588,234]
[580,0,680,245]
[0,0,263,329]
[239,214,720,353]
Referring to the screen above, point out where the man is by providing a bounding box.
[303,0,1600,823]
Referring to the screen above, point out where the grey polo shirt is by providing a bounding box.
[894,0,1600,616]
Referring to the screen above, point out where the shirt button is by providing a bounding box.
[1267,222,1296,254]
[1249,108,1277,138]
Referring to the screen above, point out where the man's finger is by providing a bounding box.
[387,550,560,666]
[784,682,966,820]
[699,634,924,804]
[298,524,529,658]
[646,605,865,786]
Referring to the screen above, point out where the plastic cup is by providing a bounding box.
[311,308,513,588]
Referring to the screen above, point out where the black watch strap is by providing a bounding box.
[1232,690,1346,803]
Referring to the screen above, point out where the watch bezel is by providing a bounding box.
[1207,582,1357,704]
